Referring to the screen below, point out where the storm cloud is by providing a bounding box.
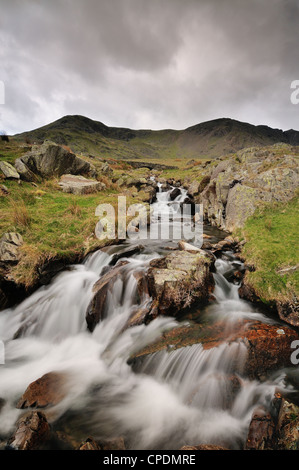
[0,0,298,134]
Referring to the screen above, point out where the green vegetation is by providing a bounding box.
[13,114,299,162]
[239,195,299,303]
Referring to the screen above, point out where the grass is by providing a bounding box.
[0,176,149,288]
[239,195,299,303]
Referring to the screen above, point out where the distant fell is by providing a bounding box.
[13,115,299,161]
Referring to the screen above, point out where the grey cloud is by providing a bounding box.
[0,0,298,134]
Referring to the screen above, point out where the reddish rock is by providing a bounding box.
[7,411,50,450]
[132,319,299,380]
[17,372,67,409]
[245,407,275,450]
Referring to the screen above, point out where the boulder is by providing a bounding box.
[86,261,129,332]
[132,319,299,380]
[17,141,93,179]
[17,372,67,409]
[169,187,181,200]
[0,161,20,180]
[245,407,275,450]
[100,162,113,175]
[14,158,38,182]
[6,411,50,450]
[58,174,105,195]
[147,250,214,316]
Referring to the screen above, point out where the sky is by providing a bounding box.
[0,0,299,135]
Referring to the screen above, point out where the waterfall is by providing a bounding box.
[0,182,291,449]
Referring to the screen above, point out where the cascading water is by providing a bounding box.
[0,183,294,449]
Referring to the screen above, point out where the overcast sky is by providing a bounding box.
[0,0,298,135]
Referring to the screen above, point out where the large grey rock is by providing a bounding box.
[14,158,37,182]
[17,141,93,179]
[58,174,106,195]
[0,161,20,180]
[147,250,214,316]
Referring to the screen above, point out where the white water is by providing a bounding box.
[0,185,292,449]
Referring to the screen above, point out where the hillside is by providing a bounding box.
[13,115,299,162]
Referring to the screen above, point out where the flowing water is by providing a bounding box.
[0,183,296,449]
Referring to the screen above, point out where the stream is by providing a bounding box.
[0,182,297,449]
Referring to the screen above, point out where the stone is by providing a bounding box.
[147,250,214,316]
[97,437,126,450]
[178,240,205,254]
[245,407,275,450]
[1,232,23,246]
[0,161,20,179]
[18,141,93,179]
[17,372,67,409]
[169,187,181,200]
[6,411,50,450]
[0,241,21,263]
[86,261,129,332]
[132,319,299,380]
[276,398,299,450]
[58,174,105,195]
[79,437,100,450]
[14,157,38,182]
[180,445,228,450]
[100,162,113,175]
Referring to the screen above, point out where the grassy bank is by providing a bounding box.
[0,177,147,288]
[239,195,299,304]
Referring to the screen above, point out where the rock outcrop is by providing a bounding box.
[14,141,95,180]
[147,249,214,317]
[198,146,299,231]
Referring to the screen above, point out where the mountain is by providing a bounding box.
[13,115,299,161]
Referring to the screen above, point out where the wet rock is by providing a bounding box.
[17,372,67,409]
[109,245,144,266]
[245,407,275,450]
[180,444,228,450]
[6,411,50,450]
[147,250,214,316]
[97,437,126,450]
[132,319,299,380]
[169,187,181,200]
[79,437,100,450]
[276,398,299,450]
[0,161,20,180]
[276,296,299,327]
[178,240,206,254]
[58,174,105,195]
[86,261,129,332]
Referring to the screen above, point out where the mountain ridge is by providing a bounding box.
[13,115,299,161]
